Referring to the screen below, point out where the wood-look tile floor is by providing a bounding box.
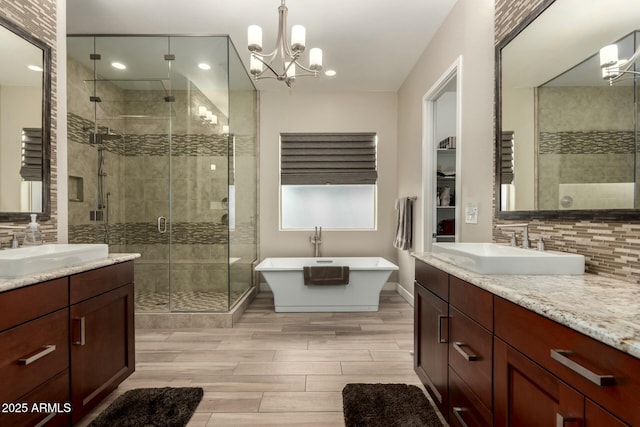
[79,291,430,427]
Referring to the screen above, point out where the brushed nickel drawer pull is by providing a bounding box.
[453,342,479,361]
[453,407,470,427]
[18,345,56,365]
[438,315,449,343]
[556,413,580,427]
[550,349,615,386]
[72,317,86,346]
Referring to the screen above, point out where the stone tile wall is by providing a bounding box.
[494,0,640,283]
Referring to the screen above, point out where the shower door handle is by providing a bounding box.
[157,216,167,234]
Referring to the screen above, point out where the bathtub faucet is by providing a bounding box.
[310,226,322,257]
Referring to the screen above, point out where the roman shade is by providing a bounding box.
[501,131,514,185]
[280,132,377,185]
[20,128,43,181]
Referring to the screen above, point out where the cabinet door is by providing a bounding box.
[414,281,449,418]
[494,337,584,427]
[70,283,135,423]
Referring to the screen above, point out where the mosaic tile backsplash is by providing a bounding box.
[494,0,640,284]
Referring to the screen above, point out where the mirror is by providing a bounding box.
[496,0,640,219]
[0,15,51,221]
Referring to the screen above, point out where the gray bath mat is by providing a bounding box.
[89,387,203,427]
[342,383,443,427]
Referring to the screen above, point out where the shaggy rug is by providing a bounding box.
[89,387,204,427]
[342,383,443,427]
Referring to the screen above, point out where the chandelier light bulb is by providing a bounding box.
[291,25,306,52]
[250,55,263,75]
[206,111,218,125]
[599,44,618,68]
[248,25,263,52]
[309,48,323,71]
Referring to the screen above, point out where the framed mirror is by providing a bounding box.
[495,0,640,219]
[0,15,51,221]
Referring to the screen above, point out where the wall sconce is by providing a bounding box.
[222,125,230,135]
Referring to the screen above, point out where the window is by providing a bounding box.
[280,132,377,229]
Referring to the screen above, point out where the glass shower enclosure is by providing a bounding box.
[66,36,257,313]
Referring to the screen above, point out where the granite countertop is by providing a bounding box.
[412,252,640,360]
[0,253,140,293]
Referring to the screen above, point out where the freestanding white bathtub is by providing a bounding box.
[255,257,399,312]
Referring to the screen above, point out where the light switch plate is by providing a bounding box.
[465,205,478,224]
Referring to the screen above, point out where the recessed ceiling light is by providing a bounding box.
[27,65,43,72]
[198,63,211,70]
[325,69,337,77]
[111,62,126,70]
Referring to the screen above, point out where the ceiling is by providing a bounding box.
[65,0,458,93]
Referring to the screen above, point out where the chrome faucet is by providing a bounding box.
[0,225,23,249]
[310,226,322,257]
[496,223,529,249]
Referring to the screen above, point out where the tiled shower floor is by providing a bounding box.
[135,288,248,312]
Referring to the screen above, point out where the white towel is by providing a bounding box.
[393,197,414,250]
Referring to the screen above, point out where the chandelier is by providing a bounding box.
[247,0,323,87]
[599,41,640,84]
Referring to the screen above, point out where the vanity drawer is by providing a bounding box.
[0,308,69,404]
[0,277,68,332]
[415,260,449,301]
[70,261,134,304]
[449,307,493,410]
[0,369,70,427]
[449,276,493,331]
[449,367,491,427]
[495,297,640,426]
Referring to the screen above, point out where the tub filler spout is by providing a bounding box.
[310,226,322,257]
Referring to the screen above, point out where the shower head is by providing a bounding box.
[89,131,122,145]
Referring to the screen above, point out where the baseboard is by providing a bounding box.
[396,283,414,307]
[382,282,397,291]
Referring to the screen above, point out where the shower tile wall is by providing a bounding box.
[537,86,635,209]
[67,54,247,311]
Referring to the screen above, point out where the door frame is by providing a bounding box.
[421,56,463,252]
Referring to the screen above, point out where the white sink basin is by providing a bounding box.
[0,244,109,278]
[431,242,585,275]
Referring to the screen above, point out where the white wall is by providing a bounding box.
[259,91,398,272]
[396,0,495,295]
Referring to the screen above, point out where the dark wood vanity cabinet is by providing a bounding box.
[494,297,637,426]
[70,262,135,424]
[0,260,135,426]
[414,259,639,427]
[414,261,450,418]
[0,278,70,427]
